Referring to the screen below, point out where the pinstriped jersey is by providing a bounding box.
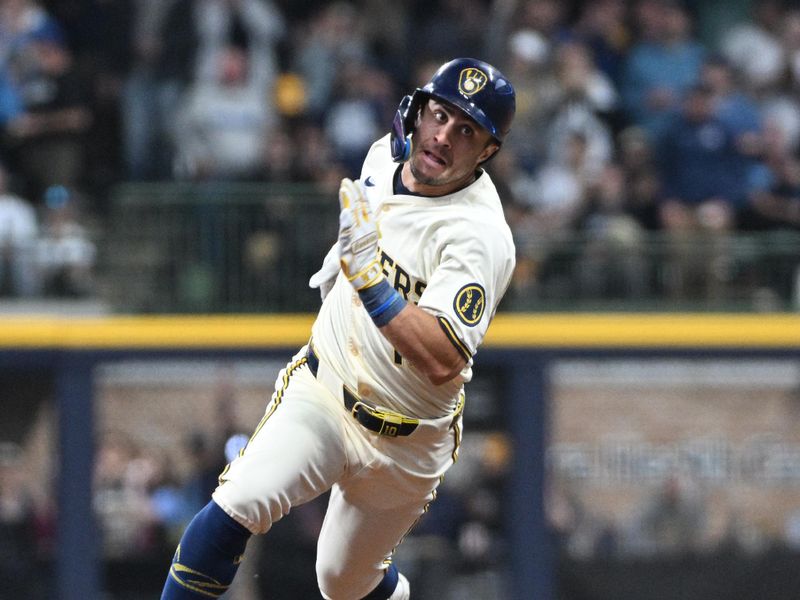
[311,134,515,419]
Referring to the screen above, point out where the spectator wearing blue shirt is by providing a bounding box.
[621,0,706,143]
[657,83,746,298]
[659,84,747,216]
[700,55,771,224]
[0,71,22,126]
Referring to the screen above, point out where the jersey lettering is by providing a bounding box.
[380,251,394,277]
[394,266,412,300]
[379,249,426,305]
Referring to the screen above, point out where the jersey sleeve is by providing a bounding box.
[416,220,515,361]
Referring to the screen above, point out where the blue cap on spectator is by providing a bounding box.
[30,20,66,47]
[44,185,71,209]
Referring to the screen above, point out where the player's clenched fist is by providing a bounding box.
[338,178,384,291]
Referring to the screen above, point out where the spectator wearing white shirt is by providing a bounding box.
[174,43,275,181]
[0,164,39,296]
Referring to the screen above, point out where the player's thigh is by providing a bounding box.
[315,473,436,600]
[213,364,347,533]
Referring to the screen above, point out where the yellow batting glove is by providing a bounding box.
[338,178,384,291]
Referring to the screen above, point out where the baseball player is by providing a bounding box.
[160,57,516,600]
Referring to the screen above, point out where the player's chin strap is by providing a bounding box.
[390,95,414,163]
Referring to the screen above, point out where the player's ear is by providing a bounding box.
[477,142,500,164]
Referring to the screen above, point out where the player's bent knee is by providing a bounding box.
[316,561,367,600]
[317,562,407,600]
[212,486,289,535]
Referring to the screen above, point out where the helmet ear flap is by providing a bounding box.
[390,94,414,163]
[390,92,425,163]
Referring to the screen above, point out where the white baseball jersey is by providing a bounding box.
[310,134,516,419]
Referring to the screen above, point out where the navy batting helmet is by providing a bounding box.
[391,57,516,162]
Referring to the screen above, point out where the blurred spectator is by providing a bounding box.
[781,8,800,93]
[700,54,767,219]
[259,125,299,182]
[632,474,709,556]
[740,151,800,233]
[49,0,136,199]
[360,0,410,75]
[570,0,631,87]
[121,0,198,180]
[621,0,706,142]
[3,23,92,205]
[504,131,597,303]
[749,8,800,163]
[293,2,369,120]
[575,163,649,299]
[0,0,62,72]
[657,83,746,299]
[700,55,763,154]
[34,186,96,297]
[541,41,616,176]
[514,0,571,46]
[174,43,276,181]
[0,70,22,126]
[0,162,39,296]
[94,433,183,559]
[546,477,613,559]
[0,442,37,598]
[493,0,573,162]
[530,131,595,232]
[181,430,228,522]
[503,28,551,170]
[291,120,348,191]
[658,84,747,223]
[719,0,786,93]
[94,432,151,559]
[505,36,615,184]
[323,61,392,176]
[125,450,185,549]
[194,0,285,89]
[617,125,662,231]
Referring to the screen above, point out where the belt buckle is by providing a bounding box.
[350,400,367,420]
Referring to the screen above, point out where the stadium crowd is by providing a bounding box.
[4,3,800,597]
[1,0,800,305]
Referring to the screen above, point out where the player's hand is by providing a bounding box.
[338,178,384,291]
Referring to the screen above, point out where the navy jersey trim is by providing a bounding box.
[437,316,472,362]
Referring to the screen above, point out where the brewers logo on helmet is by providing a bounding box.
[458,68,488,96]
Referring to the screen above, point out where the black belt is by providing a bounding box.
[305,345,418,437]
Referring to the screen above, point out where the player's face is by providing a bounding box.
[405,99,499,195]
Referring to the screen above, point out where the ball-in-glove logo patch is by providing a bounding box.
[454,283,486,327]
[458,68,488,97]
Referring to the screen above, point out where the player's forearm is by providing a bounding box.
[334,177,465,385]
[377,302,466,386]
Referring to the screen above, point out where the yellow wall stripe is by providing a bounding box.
[0,314,315,349]
[0,314,798,349]
[485,313,800,348]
